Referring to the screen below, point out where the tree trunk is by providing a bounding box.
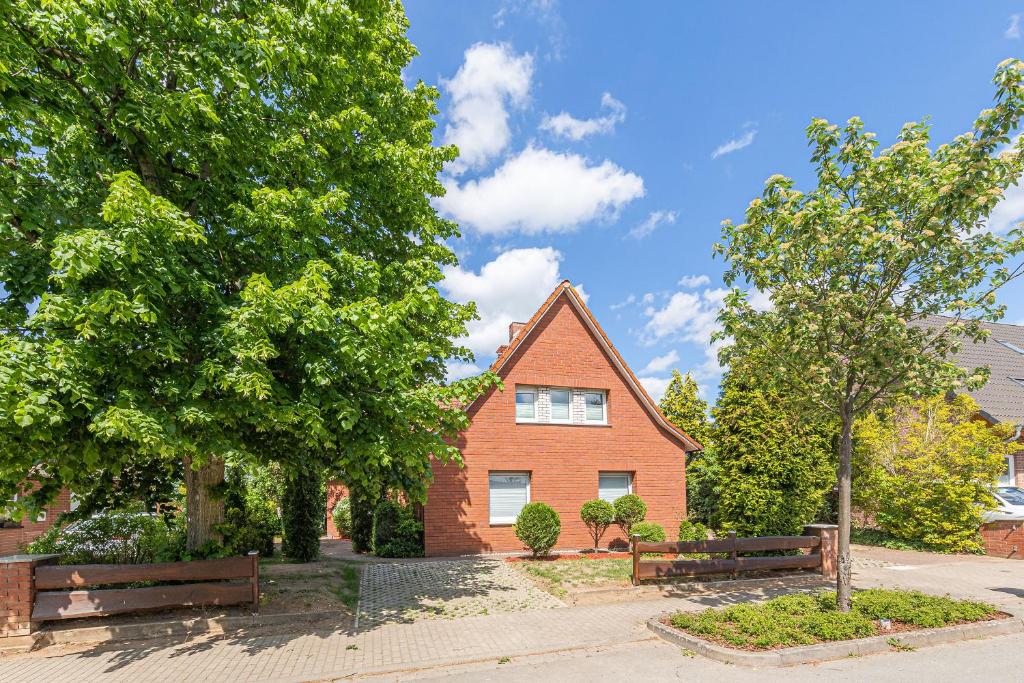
[184,454,225,551]
[836,407,854,611]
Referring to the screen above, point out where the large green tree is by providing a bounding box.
[716,60,1024,608]
[0,0,496,549]
[658,370,712,450]
[712,362,834,537]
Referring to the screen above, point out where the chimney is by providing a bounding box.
[509,321,526,342]
[496,344,508,356]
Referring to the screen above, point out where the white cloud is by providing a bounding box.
[540,92,626,141]
[628,209,677,239]
[610,293,636,310]
[573,282,590,303]
[988,183,1024,234]
[446,361,483,381]
[638,375,672,401]
[712,127,757,159]
[494,0,565,59]
[678,274,711,288]
[436,146,645,235]
[641,292,654,304]
[641,350,680,375]
[1007,14,1021,39]
[440,247,564,358]
[442,43,533,175]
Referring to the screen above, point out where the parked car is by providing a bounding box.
[983,487,1024,522]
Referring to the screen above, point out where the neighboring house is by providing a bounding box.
[920,315,1024,486]
[325,281,701,555]
[0,488,75,556]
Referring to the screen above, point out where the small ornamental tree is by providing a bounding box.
[854,394,1014,552]
[613,494,647,537]
[514,502,561,556]
[716,60,1024,608]
[713,363,835,538]
[580,499,616,550]
[659,370,712,450]
[281,464,324,563]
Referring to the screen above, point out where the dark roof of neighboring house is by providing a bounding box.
[919,315,1024,425]
[483,281,702,452]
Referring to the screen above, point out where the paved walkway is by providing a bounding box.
[0,582,811,682]
[357,559,563,627]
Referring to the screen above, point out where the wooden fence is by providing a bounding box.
[31,552,260,622]
[630,525,837,586]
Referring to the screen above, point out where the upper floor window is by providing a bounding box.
[515,385,608,425]
[516,388,536,421]
[550,388,571,423]
[584,391,606,423]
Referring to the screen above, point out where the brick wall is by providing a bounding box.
[980,519,1024,559]
[325,481,349,539]
[423,295,689,556]
[0,554,58,640]
[0,489,73,556]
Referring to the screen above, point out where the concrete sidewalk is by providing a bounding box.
[0,582,811,683]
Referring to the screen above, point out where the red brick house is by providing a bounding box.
[0,488,74,556]
[329,281,701,555]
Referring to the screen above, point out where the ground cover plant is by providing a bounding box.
[667,589,999,650]
[850,527,985,555]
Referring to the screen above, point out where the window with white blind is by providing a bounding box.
[489,472,530,525]
[584,391,606,423]
[550,388,571,422]
[515,388,536,421]
[598,472,631,503]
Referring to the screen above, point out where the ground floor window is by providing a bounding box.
[598,472,632,503]
[489,472,530,525]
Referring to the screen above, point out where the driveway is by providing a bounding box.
[357,559,564,627]
[850,544,1024,610]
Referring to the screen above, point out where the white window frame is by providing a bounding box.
[584,390,608,424]
[489,471,531,525]
[36,510,46,523]
[598,472,632,503]
[1000,454,1016,487]
[515,386,538,423]
[548,387,572,424]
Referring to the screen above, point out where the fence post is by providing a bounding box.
[727,531,738,579]
[803,524,838,580]
[630,534,640,586]
[248,551,260,613]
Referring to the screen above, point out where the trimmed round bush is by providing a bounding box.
[613,494,647,536]
[332,497,352,538]
[631,521,666,543]
[580,499,615,549]
[678,519,709,542]
[371,499,423,558]
[514,502,561,556]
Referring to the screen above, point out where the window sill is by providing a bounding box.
[515,421,610,427]
[489,522,515,527]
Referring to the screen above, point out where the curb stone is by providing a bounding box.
[647,612,1024,667]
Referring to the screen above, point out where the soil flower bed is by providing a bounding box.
[664,589,1004,651]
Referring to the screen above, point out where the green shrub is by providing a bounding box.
[281,464,323,562]
[613,494,647,536]
[514,502,561,556]
[667,589,996,650]
[678,519,709,542]
[580,499,615,549]
[349,484,377,553]
[332,497,352,537]
[27,509,174,564]
[372,499,423,557]
[631,521,666,543]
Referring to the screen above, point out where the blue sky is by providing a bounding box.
[405,1,1024,399]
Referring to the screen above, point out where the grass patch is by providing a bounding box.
[514,557,633,591]
[667,589,998,651]
[851,528,984,555]
[330,562,361,609]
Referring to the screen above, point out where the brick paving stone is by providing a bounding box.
[356,559,563,628]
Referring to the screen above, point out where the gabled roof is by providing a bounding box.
[917,315,1024,426]
[485,281,702,452]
